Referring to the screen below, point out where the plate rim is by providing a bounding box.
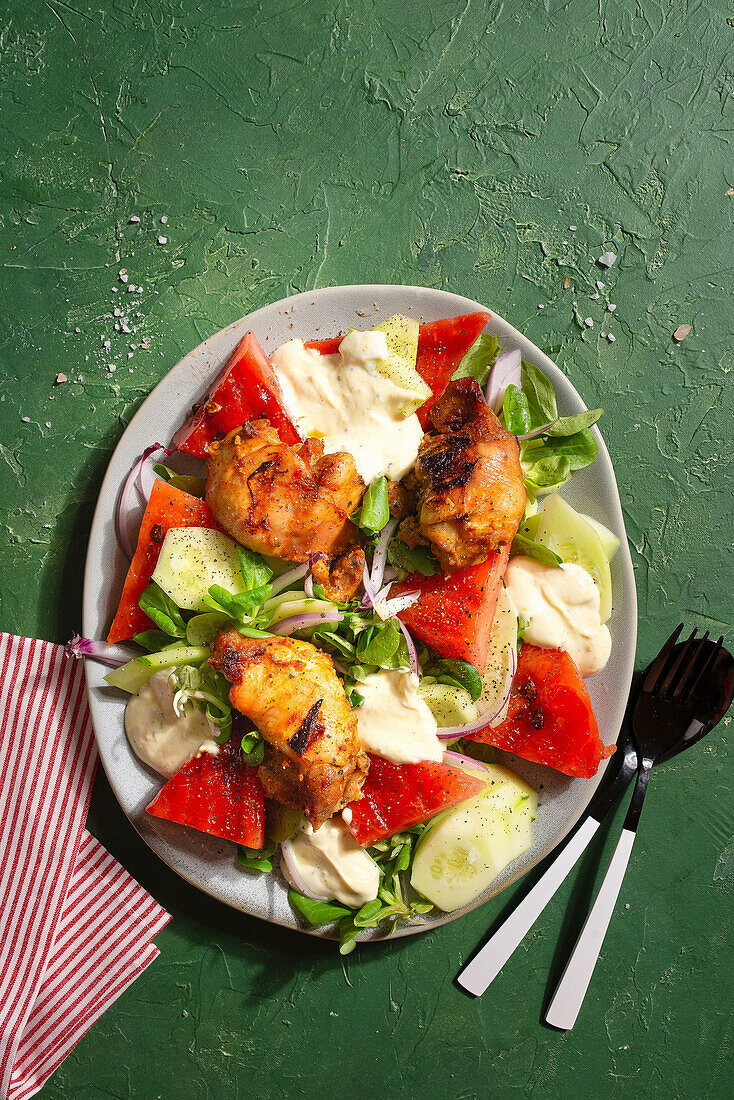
[83,283,637,941]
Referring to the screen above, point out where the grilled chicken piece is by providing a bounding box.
[415,378,526,571]
[206,422,365,562]
[311,545,366,602]
[210,628,368,827]
[386,478,414,519]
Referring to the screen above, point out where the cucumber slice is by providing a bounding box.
[535,494,614,622]
[477,586,517,723]
[581,514,621,560]
[105,645,209,694]
[151,527,244,612]
[372,314,430,413]
[418,681,477,727]
[410,770,537,911]
[266,597,337,625]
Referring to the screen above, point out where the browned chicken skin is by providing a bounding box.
[210,628,368,828]
[311,545,366,602]
[415,378,526,571]
[206,421,365,562]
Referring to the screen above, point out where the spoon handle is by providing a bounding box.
[545,764,651,1029]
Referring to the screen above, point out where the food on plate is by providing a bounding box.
[206,420,365,562]
[411,764,538,911]
[415,377,526,569]
[83,306,620,952]
[210,628,369,828]
[468,644,614,778]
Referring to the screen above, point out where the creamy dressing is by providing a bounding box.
[284,818,380,907]
[505,556,611,677]
[271,330,423,484]
[125,670,220,778]
[355,669,443,764]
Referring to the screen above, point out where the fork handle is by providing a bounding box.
[544,764,651,1030]
[457,815,601,996]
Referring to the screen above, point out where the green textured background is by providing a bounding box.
[1,1,732,1096]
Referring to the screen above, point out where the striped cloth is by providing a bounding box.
[0,634,170,1100]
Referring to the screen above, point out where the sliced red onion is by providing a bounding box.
[65,634,135,668]
[361,564,379,609]
[270,562,309,597]
[115,443,169,560]
[485,348,522,411]
[442,750,489,772]
[303,551,328,599]
[395,617,419,676]
[516,420,557,442]
[382,591,420,616]
[272,611,343,635]
[370,516,399,591]
[436,646,517,740]
[280,840,331,901]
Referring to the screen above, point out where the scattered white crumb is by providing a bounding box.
[538,303,544,309]
[129,215,140,224]
[21,416,30,423]
[607,333,616,342]
[103,339,111,350]
[584,317,594,327]
[608,303,616,312]
[55,373,67,384]
[127,352,134,359]
[590,292,600,300]
[601,331,607,338]
[113,307,122,317]
[596,280,605,290]
[598,251,617,267]
[157,235,168,245]
[569,225,577,231]
[160,215,168,224]
[119,271,128,283]
[127,284,136,293]
[673,324,691,342]
[45,421,51,428]
[74,326,81,334]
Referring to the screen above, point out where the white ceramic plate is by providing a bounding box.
[83,284,637,941]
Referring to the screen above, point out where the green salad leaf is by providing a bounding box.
[138,582,187,638]
[289,889,352,926]
[423,658,483,701]
[387,538,439,577]
[510,534,563,567]
[357,477,390,534]
[452,332,500,387]
[238,842,276,873]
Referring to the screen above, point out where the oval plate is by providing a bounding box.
[83,284,637,941]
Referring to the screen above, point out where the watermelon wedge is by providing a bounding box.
[393,545,510,671]
[107,479,219,644]
[415,311,491,427]
[146,735,265,848]
[348,754,486,846]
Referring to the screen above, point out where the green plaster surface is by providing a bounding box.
[0,1,732,1096]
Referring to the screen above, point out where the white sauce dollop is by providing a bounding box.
[505,556,611,677]
[284,818,380,907]
[271,330,423,484]
[355,669,443,764]
[125,670,220,778]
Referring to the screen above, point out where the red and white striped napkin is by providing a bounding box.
[0,634,171,1100]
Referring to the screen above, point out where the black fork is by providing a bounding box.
[544,627,727,1029]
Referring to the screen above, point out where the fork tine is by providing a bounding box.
[671,631,709,700]
[677,636,724,703]
[658,629,699,697]
[642,623,684,692]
